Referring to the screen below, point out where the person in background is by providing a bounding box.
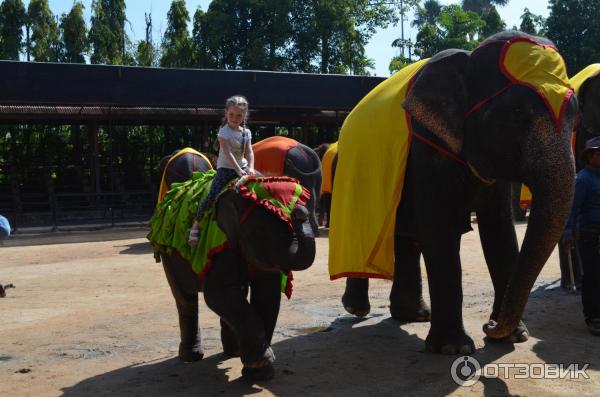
[0,214,9,240]
[0,214,10,297]
[562,136,600,336]
[188,95,255,245]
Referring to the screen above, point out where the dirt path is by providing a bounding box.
[1,225,598,396]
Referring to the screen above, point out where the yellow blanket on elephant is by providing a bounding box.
[329,59,428,280]
[570,64,600,94]
[320,142,338,195]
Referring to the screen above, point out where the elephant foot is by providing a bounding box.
[425,330,475,355]
[390,299,431,322]
[342,278,370,317]
[484,320,529,343]
[178,343,204,363]
[241,347,275,381]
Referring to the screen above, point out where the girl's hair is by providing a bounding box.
[222,95,249,127]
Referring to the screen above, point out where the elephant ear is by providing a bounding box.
[403,49,471,154]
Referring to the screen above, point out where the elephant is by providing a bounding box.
[253,136,322,235]
[157,148,213,192]
[149,155,316,381]
[317,142,338,228]
[313,143,331,160]
[331,31,578,354]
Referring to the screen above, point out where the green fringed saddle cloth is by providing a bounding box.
[147,172,310,298]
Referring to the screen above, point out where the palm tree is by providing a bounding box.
[411,0,442,29]
[462,0,509,16]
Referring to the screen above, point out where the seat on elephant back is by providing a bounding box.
[252,136,299,176]
[147,172,309,298]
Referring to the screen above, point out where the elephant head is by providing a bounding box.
[573,65,600,169]
[215,177,316,273]
[403,32,578,339]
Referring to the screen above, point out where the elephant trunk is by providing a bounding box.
[281,206,316,271]
[484,155,574,339]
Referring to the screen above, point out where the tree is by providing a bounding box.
[546,0,600,74]
[27,0,61,62]
[59,2,89,63]
[0,0,26,60]
[412,0,442,29]
[480,5,505,38]
[193,0,292,71]
[461,0,509,16]
[289,0,401,74]
[413,4,484,58]
[88,0,128,64]
[160,0,193,67]
[135,13,155,66]
[519,7,546,36]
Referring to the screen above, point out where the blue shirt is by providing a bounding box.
[0,214,10,239]
[564,166,600,237]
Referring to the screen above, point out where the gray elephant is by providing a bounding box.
[331,32,578,354]
[149,152,315,381]
[253,136,322,235]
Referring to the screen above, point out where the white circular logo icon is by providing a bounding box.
[450,356,481,386]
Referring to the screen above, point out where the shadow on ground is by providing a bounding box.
[61,316,516,397]
[118,241,154,255]
[528,280,599,371]
[2,227,149,247]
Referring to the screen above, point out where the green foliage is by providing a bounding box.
[27,0,61,62]
[59,2,88,63]
[519,7,546,36]
[546,0,600,74]
[288,0,400,75]
[160,0,193,67]
[135,40,154,66]
[480,5,505,39]
[412,0,442,29]
[461,0,508,16]
[0,0,26,60]
[413,4,484,58]
[88,0,128,64]
[388,54,413,74]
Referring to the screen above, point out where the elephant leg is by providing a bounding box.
[342,278,370,317]
[203,250,274,380]
[420,233,475,354]
[161,253,203,362]
[389,236,430,322]
[220,285,247,357]
[477,185,528,343]
[240,270,282,381]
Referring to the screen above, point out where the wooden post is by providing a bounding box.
[88,121,101,195]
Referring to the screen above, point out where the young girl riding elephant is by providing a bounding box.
[189,95,256,245]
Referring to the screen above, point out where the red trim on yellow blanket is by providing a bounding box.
[497,36,573,132]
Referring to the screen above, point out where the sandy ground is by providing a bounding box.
[1,223,598,397]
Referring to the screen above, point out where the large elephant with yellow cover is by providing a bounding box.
[330,32,578,354]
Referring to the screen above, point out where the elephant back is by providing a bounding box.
[157,148,213,203]
[253,136,299,176]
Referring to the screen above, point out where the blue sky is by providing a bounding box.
[38,0,551,76]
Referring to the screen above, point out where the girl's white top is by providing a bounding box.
[216,125,252,170]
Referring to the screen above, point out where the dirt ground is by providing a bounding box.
[1,223,598,397]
